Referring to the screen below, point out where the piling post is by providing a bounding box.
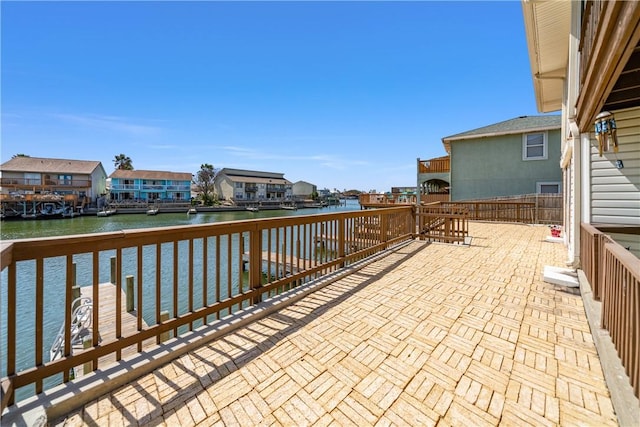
[126,275,134,312]
[110,256,116,284]
[160,311,170,343]
[83,336,93,374]
[72,286,81,309]
[72,263,80,311]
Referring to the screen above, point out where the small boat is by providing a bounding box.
[280,204,297,210]
[146,208,159,215]
[40,203,65,219]
[97,208,116,217]
[246,206,260,212]
[187,208,197,215]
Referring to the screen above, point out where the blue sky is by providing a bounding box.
[1,1,542,192]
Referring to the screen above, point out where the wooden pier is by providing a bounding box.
[75,282,151,377]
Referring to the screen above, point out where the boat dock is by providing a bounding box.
[74,282,151,377]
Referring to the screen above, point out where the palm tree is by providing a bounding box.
[113,154,133,170]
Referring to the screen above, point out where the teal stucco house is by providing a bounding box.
[108,169,192,202]
[441,115,562,201]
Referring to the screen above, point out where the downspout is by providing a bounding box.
[568,120,581,268]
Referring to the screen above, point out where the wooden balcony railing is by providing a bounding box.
[0,178,92,189]
[0,207,415,411]
[578,0,603,89]
[417,157,450,174]
[417,204,469,244]
[580,223,640,399]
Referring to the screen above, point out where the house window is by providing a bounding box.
[537,182,561,194]
[523,132,547,160]
[58,175,72,185]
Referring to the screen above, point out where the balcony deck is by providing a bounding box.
[34,222,632,426]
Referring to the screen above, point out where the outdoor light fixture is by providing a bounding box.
[594,111,619,156]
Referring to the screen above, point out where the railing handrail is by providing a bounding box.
[0,206,415,410]
[580,222,640,399]
[417,157,450,173]
[0,177,92,187]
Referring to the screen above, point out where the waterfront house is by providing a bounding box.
[522,0,640,261]
[441,115,562,201]
[292,180,317,199]
[213,168,292,202]
[108,169,192,203]
[0,156,107,207]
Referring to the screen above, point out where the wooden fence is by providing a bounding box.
[580,223,640,399]
[360,193,561,225]
[442,201,534,224]
[440,194,562,225]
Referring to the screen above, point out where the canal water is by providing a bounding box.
[0,200,360,240]
[0,200,360,400]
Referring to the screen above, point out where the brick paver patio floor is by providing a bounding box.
[55,222,617,426]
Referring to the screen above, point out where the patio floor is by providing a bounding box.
[53,222,618,426]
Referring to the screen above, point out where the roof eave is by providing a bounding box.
[521,0,571,113]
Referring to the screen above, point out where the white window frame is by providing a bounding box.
[536,182,561,194]
[522,131,548,160]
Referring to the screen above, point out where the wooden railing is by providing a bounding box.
[420,194,450,204]
[0,207,414,411]
[442,201,534,224]
[416,204,469,244]
[0,177,92,189]
[580,223,604,300]
[580,223,640,399]
[417,157,450,174]
[578,0,603,88]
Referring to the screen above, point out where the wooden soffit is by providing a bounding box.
[522,0,571,113]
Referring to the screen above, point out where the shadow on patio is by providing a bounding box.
[8,222,636,426]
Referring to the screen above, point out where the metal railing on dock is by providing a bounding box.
[0,207,415,410]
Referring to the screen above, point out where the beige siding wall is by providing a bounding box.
[590,106,640,225]
[214,176,234,201]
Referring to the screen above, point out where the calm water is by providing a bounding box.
[0,200,360,399]
[0,200,360,240]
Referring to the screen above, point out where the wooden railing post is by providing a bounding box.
[159,311,170,343]
[338,217,346,267]
[380,213,388,245]
[250,227,263,305]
